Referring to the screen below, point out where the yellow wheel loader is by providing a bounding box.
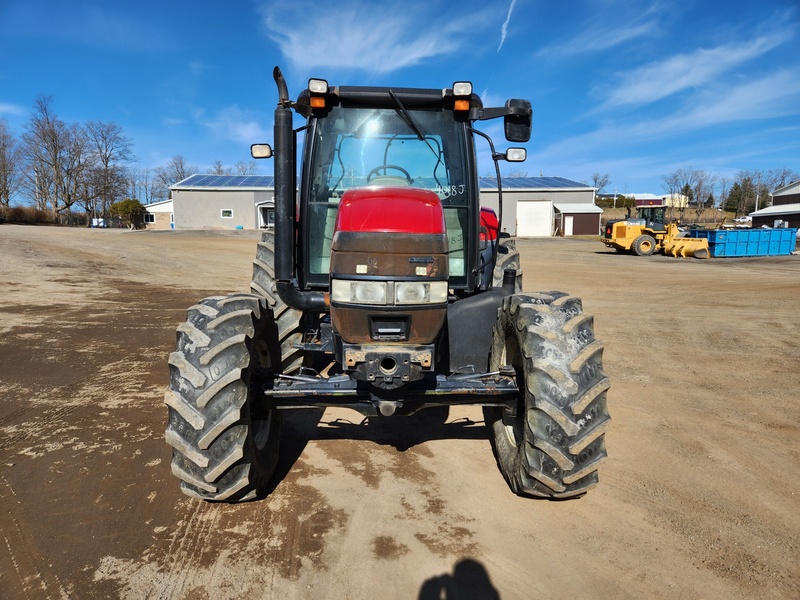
[602,205,710,259]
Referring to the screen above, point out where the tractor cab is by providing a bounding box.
[246,71,536,391]
[301,101,474,289]
[637,205,667,232]
[276,79,531,296]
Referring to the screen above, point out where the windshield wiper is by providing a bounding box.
[388,89,439,159]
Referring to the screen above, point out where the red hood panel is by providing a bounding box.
[335,187,445,235]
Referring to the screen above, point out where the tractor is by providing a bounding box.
[165,67,610,502]
[602,205,710,258]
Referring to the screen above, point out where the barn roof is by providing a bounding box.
[772,180,800,196]
[171,175,275,191]
[749,202,800,217]
[478,176,591,191]
[171,174,592,192]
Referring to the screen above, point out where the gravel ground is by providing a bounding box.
[0,224,798,599]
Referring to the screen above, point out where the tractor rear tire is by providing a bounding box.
[492,236,523,292]
[485,293,610,498]
[632,234,656,256]
[165,293,281,502]
[250,230,304,373]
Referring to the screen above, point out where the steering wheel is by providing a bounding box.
[366,164,412,184]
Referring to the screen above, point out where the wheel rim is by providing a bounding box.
[501,336,525,448]
[251,337,274,451]
[252,411,272,451]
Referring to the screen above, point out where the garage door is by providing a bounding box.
[516,200,553,237]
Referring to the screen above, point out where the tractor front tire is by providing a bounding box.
[485,293,610,498]
[165,294,281,502]
[251,230,304,373]
[632,234,656,256]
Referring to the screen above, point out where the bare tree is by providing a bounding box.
[59,122,91,218]
[235,160,259,175]
[761,167,799,205]
[661,170,682,221]
[85,121,134,217]
[766,167,798,189]
[717,175,731,220]
[0,119,22,207]
[692,169,717,221]
[127,167,160,205]
[20,95,66,215]
[155,155,197,200]
[208,160,232,175]
[591,172,610,194]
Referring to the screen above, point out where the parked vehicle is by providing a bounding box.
[165,67,610,502]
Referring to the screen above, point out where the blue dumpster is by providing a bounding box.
[688,228,797,257]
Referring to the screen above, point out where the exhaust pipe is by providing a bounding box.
[272,67,294,283]
[271,67,328,311]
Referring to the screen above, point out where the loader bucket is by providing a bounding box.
[663,237,710,259]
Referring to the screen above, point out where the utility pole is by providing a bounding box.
[754,173,761,212]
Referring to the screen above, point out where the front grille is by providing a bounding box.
[369,316,410,341]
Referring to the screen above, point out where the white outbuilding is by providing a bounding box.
[164,174,598,237]
[479,176,600,236]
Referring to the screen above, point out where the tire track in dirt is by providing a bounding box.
[154,499,219,599]
[0,472,70,599]
[0,404,79,456]
[90,463,353,598]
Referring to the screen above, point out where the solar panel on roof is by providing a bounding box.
[173,174,589,191]
[171,174,276,189]
[479,176,589,189]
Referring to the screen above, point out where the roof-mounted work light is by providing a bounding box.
[308,78,329,108]
[452,81,472,111]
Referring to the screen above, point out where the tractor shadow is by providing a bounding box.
[266,406,490,493]
[314,406,489,450]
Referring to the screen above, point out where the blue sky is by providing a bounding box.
[1,0,798,195]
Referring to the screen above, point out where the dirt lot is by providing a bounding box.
[1,224,798,599]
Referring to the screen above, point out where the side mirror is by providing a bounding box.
[250,144,273,159]
[504,99,532,143]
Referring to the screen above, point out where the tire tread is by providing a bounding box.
[486,292,610,498]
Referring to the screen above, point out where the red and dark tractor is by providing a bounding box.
[165,68,610,502]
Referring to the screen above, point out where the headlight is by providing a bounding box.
[331,280,387,305]
[331,280,448,305]
[395,281,448,305]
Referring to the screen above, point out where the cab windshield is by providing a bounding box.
[304,105,470,283]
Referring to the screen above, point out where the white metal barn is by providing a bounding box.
[479,177,600,237]
[169,175,276,230]
[165,174,598,236]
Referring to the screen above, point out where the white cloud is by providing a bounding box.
[498,0,517,52]
[535,3,662,59]
[543,20,658,58]
[0,103,26,117]
[598,34,791,109]
[203,106,269,144]
[668,69,800,130]
[258,1,486,74]
[533,69,800,164]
